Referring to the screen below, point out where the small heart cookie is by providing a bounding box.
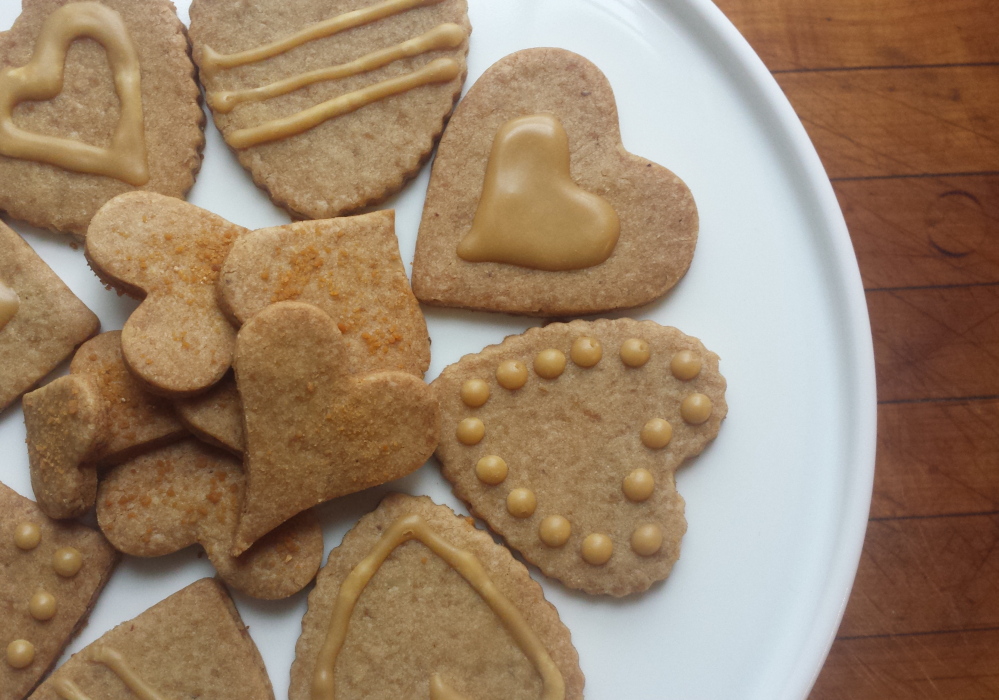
[173,371,245,454]
[432,319,727,596]
[413,48,698,316]
[232,302,440,554]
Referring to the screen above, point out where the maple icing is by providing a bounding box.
[6,639,34,669]
[506,488,537,518]
[475,455,507,485]
[680,393,712,425]
[0,282,18,330]
[456,113,620,270]
[533,349,566,380]
[619,338,650,368]
[538,516,571,548]
[29,590,57,621]
[0,2,148,185]
[495,360,528,390]
[456,417,484,445]
[670,350,702,380]
[631,524,663,556]
[580,533,612,566]
[310,513,565,700]
[569,337,601,368]
[460,379,490,408]
[640,418,673,449]
[623,469,655,503]
[13,521,41,550]
[52,547,83,577]
[53,647,166,700]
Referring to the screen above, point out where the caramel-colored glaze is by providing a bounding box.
[506,488,537,519]
[456,114,619,271]
[0,282,18,330]
[209,23,467,113]
[85,646,166,700]
[622,468,655,503]
[640,418,673,449]
[495,360,528,390]
[533,349,566,380]
[538,515,571,548]
[29,590,56,621]
[456,417,484,445]
[53,678,89,700]
[680,393,713,425]
[226,58,461,149]
[580,533,612,566]
[631,524,664,556]
[52,547,83,577]
[6,639,34,669]
[460,379,490,408]
[619,338,650,367]
[569,337,601,368]
[13,521,41,550]
[475,455,507,485]
[670,350,702,380]
[0,3,148,185]
[310,513,565,700]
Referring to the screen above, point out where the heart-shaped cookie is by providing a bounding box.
[412,48,698,316]
[432,319,727,596]
[289,493,584,700]
[232,302,440,554]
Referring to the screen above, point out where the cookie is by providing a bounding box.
[189,0,470,219]
[27,578,275,700]
[412,48,698,316]
[85,192,247,396]
[0,0,204,235]
[173,372,245,454]
[1,481,118,700]
[232,301,440,554]
[97,440,323,600]
[0,220,100,412]
[431,319,727,596]
[289,493,584,700]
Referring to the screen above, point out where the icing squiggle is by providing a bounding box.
[52,647,166,700]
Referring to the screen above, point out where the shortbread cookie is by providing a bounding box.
[173,372,245,454]
[412,48,698,316]
[432,319,727,596]
[289,493,584,700]
[0,221,100,412]
[86,192,247,396]
[189,0,470,219]
[28,578,274,700]
[1,482,118,700]
[0,0,204,235]
[232,302,440,554]
[97,440,323,600]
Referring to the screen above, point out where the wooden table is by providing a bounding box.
[710,0,999,697]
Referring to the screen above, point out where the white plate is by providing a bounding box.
[0,1,876,698]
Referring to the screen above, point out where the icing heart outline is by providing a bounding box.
[0,2,149,185]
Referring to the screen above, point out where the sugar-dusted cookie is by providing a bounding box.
[173,372,245,454]
[0,221,100,412]
[289,493,584,700]
[86,192,247,396]
[232,302,439,554]
[189,0,470,219]
[432,319,727,596]
[219,210,430,376]
[27,578,274,700]
[1,482,118,700]
[97,440,323,600]
[412,48,698,316]
[0,0,204,235]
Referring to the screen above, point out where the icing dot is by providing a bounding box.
[623,468,655,502]
[506,489,537,518]
[620,338,650,367]
[460,379,490,407]
[6,639,34,669]
[475,455,508,485]
[581,533,613,565]
[52,547,83,577]
[640,418,673,449]
[681,393,713,425]
[570,336,602,367]
[533,349,566,379]
[14,522,41,550]
[631,524,664,556]
[496,360,528,390]
[456,418,485,445]
[539,515,571,547]
[29,591,56,621]
[671,350,702,380]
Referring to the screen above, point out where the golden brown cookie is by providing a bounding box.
[97,440,323,600]
[289,493,584,700]
[85,192,247,396]
[1,481,118,700]
[0,220,100,412]
[27,578,275,700]
[232,301,440,554]
[0,0,204,235]
[412,48,698,316]
[173,372,245,454]
[189,0,470,219]
[432,319,727,596]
